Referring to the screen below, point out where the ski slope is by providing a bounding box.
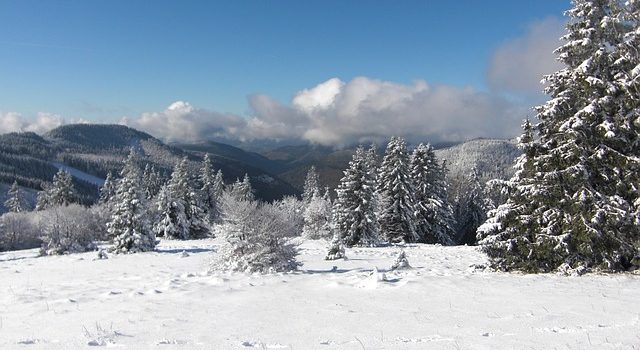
[0,239,638,349]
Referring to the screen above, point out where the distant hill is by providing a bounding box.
[258,139,521,193]
[434,138,520,184]
[175,140,287,175]
[0,124,299,203]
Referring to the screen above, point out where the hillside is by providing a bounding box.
[434,138,520,184]
[175,140,287,175]
[0,124,299,204]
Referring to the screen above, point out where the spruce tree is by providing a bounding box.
[5,181,26,213]
[332,146,379,247]
[154,183,189,240]
[200,154,221,224]
[210,169,225,222]
[414,144,456,245]
[378,137,418,243]
[156,157,209,239]
[108,150,156,253]
[99,172,117,204]
[231,174,254,202]
[142,164,162,199]
[302,165,320,204]
[36,169,76,210]
[478,0,640,272]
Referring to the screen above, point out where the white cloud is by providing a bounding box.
[0,111,64,134]
[24,113,65,134]
[124,76,528,146]
[292,77,344,113]
[487,17,565,94]
[239,77,525,146]
[130,101,246,142]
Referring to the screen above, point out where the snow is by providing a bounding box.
[50,162,105,187]
[1,238,639,349]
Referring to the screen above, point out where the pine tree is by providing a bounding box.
[302,165,320,204]
[108,150,156,253]
[5,181,26,213]
[142,164,162,199]
[156,157,209,239]
[410,143,457,245]
[154,183,189,240]
[211,169,225,222]
[332,146,379,247]
[478,0,640,272]
[99,172,117,204]
[230,174,254,202]
[200,154,221,224]
[36,169,76,210]
[378,137,418,243]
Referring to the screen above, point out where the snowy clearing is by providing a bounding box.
[1,239,639,349]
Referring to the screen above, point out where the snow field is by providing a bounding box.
[0,238,638,349]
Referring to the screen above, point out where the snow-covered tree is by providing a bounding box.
[478,1,640,272]
[390,250,411,270]
[5,181,27,213]
[155,157,209,239]
[214,193,299,273]
[107,150,156,253]
[275,196,304,237]
[325,232,346,260]
[200,154,221,224]
[99,172,117,204]
[302,190,332,240]
[411,144,457,245]
[36,169,76,210]
[302,165,320,204]
[332,146,379,247]
[230,174,254,202]
[378,137,418,243]
[154,183,189,240]
[142,164,163,199]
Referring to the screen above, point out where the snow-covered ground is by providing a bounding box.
[50,162,105,187]
[1,239,638,349]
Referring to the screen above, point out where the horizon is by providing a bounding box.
[1,1,570,146]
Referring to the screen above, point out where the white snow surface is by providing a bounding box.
[1,238,639,349]
[50,162,105,187]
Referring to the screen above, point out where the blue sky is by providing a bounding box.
[0,0,570,144]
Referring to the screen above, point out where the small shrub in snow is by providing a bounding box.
[325,233,346,260]
[390,251,411,270]
[40,204,98,255]
[0,212,41,251]
[213,194,299,273]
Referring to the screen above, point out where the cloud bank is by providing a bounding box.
[0,112,65,135]
[122,76,527,146]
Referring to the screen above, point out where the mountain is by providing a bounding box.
[0,124,299,210]
[174,141,287,175]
